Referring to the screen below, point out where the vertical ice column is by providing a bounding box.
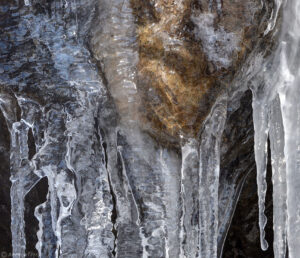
[280,84,300,258]
[91,0,139,128]
[159,147,182,258]
[63,104,114,258]
[278,38,300,258]
[54,171,77,256]
[10,121,30,258]
[180,140,199,258]
[269,96,287,258]
[1,95,47,258]
[198,97,227,258]
[279,72,300,257]
[35,192,57,258]
[277,0,300,255]
[116,145,144,258]
[252,90,269,251]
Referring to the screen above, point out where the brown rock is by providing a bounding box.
[129,0,272,142]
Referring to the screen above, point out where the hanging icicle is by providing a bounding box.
[251,87,269,251]
[269,96,287,258]
[198,96,227,258]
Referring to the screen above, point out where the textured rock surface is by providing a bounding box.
[131,0,268,141]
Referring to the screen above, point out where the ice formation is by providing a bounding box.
[198,97,227,257]
[192,13,240,69]
[0,0,300,257]
[251,0,300,257]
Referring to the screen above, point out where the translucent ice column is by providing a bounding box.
[198,97,227,258]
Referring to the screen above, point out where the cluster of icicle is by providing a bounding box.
[252,0,300,257]
[0,0,228,255]
[1,0,300,257]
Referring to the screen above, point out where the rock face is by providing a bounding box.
[131,0,268,141]
[91,0,275,143]
[223,156,274,258]
[0,0,279,257]
[0,109,11,254]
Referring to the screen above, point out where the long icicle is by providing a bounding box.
[180,140,199,258]
[198,96,227,258]
[10,121,30,258]
[278,2,300,251]
[252,89,269,251]
[269,95,287,258]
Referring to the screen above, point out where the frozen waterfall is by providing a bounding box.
[0,0,300,257]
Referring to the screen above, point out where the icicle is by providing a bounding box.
[117,146,140,226]
[198,97,227,258]
[159,147,181,258]
[117,146,148,257]
[252,89,269,251]
[180,140,199,258]
[10,121,33,258]
[269,95,287,258]
[41,166,59,257]
[35,191,57,257]
[81,136,115,257]
[276,1,300,255]
[278,37,300,258]
[55,171,77,256]
[179,146,187,258]
[279,73,300,257]
[10,182,26,258]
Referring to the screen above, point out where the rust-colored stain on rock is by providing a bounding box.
[129,0,265,142]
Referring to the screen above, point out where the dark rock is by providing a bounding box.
[0,106,11,255]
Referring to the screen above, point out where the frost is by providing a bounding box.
[192,13,240,69]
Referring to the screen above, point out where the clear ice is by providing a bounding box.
[0,0,300,257]
[251,0,300,256]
